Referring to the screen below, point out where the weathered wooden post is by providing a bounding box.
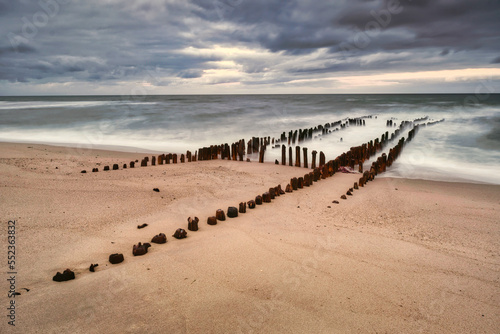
[188,217,199,231]
[213,145,219,160]
[311,150,317,169]
[151,233,167,244]
[130,161,135,168]
[253,137,260,153]
[216,209,226,221]
[180,154,185,163]
[239,202,246,213]
[207,216,217,225]
[259,145,265,163]
[173,154,178,163]
[262,192,271,203]
[298,177,304,188]
[282,145,286,165]
[291,177,298,190]
[151,156,156,166]
[303,147,308,168]
[295,146,301,167]
[231,143,236,161]
[289,147,293,167]
[255,195,263,205]
[313,168,320,182]
[269,187,276,199]
[319,151,325,167]
[247,200,256,209]
[304,174,310,186]
[187,151,192,162]
[238,141,244,161]
[227,207,238,218]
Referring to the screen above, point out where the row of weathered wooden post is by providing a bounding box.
[83,151,196,173]
[67,116,444,284]
[84,116,443,178]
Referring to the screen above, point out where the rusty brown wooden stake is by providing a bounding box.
[269,187,276,199]
[303,147,308,168]
[319,151,325,167]
[239,202,246,213]
[282,144,286,165]
[298,177,304,188]
[311,150,317,169]
[259,145,265,163]
[295,146,301,167]
[289,147,293,167]
[173,154,177,164]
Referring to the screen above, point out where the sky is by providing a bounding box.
[1,0,500,95]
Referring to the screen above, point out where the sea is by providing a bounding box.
[0,94,499,185]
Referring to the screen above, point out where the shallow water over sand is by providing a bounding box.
[1,94,499,184]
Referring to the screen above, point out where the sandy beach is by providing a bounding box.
[1,141,499,333]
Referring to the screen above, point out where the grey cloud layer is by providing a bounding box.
[1,0,499,92]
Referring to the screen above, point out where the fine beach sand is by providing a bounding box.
[1,142,499,333]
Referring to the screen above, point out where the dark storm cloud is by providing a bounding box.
[0,0,499,93]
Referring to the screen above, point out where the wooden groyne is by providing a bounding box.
[68,115,446,283]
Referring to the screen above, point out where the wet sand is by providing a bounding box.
[0,142,499,333]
